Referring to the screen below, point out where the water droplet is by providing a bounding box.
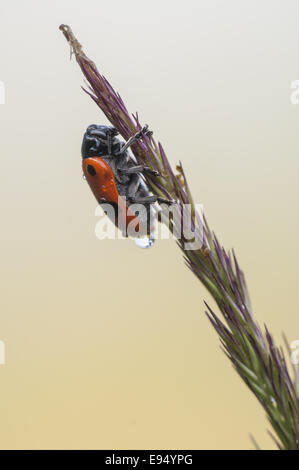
[134,237,155,249]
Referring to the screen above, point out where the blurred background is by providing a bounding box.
[0,0,299,450]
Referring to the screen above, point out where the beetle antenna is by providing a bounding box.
[107,131,112,155]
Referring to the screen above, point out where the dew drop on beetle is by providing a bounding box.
[135,237,155,249]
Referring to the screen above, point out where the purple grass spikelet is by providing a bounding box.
[60,24,299,449]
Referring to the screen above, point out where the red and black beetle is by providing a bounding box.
[81,124,169,241]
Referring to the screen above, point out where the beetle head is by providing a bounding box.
[81,124,120,158]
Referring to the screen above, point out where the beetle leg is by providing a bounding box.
[117,125,151,155]
[143,167,160,177]
[127,174,141,199]
[156,197,176,205]
[129,195,176,205]
[129,195,158,204]
[119,165,160,177]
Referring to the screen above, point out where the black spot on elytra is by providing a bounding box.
[87,164,96,176]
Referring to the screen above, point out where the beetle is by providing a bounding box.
[81,124,170,239]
